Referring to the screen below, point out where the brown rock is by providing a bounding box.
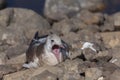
[52,19,74,35]
[0,65,17,79]
[85,68,102,80]
[92,50,112,62]
[112,12,120,29]
[109,48,120,67]
[100,15,114,32]
[101,32,120,48]
[78,10,104,25]
[0,52,7,65]
[79,0,105,11]
[110,69,120,80]
[31,70,57,80]
[44,0,80,20]
[78,61,97,73]
[0,8,50,46]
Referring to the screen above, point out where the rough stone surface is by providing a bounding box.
[44,0,104,20]
[44,0,80,20]
[110,69,120,80]
[101,32,120,48]
[31,70,57,80]
[112,12,120,29]
[109,48,120,67]
[85,68,102,80]
[78,0,105,11]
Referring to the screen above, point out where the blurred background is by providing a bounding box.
[6,0,120,15]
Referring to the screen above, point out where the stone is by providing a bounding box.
[0,52,7,65]
[44,0,80,20]
[0,65,17,79]
[52,19,74,35]
[6,53,25,65]
[78,61,97,73]
[100,15,114,32]
[110,69,120,80]
[5,45,27,59]
[0,8,50,46]
[31,70,57,80]
[3,66,64,80]
[97,62,119,80]
[112,12,120,29]
[85,68,102,80]
[101,32,120,48]
[109,48,120,67]
[58,59,83,80]
[78,10,104,25]
[78,0,105,11]
[92,50,112,62]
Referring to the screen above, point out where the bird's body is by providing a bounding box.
[23,32,70,68]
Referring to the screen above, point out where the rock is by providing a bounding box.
[44,0,105,20]
[78,0,105,11]
[61,32,80,44]
[109,48,120,67]
[78,61,97,73]
[70,17,88,30]
[101,32,120,48]
[59,59,83,80]
[0,52,7,65]
[92,50,112,62]
[78,10,104,25]
[5,45,27,59]
[31,70,57,80]
[44,0,80,20]
[97,62,119,80]
[112,12,120,29]
[0,65,17,79]
[110,69,120,80]
[0,0,6,10]
[0,8,50,45]
[100,15,114,32]
[82,48,97,60]
[52,19,74,35]
[3,66,64,80]
[85,68,102,80]
[6,53,25,65]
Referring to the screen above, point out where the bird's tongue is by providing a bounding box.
[53,48,60,59]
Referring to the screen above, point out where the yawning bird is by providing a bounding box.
[23,32,70,68]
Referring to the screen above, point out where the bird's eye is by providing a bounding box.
[51,40,54,42]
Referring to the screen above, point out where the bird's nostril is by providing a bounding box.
[51,40,54,42]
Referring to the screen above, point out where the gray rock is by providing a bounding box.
[77,10,104,25]
[0,65,17,79]
[52,19,74,35]
[100,15,115,32]
[0,52,7,65]
[78,0,105,11]
[31,70,57,80]
[44,0,80,20]
[109,48,120,67]
[92,50,112,62]
[44,0,104,20]
[59,59,83,80]
[0,8,50,45]
[100,32,120,48]
[110,69,120,80]
[85,68,102,80]
[78,61,97,73]
[112,12,120,29]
